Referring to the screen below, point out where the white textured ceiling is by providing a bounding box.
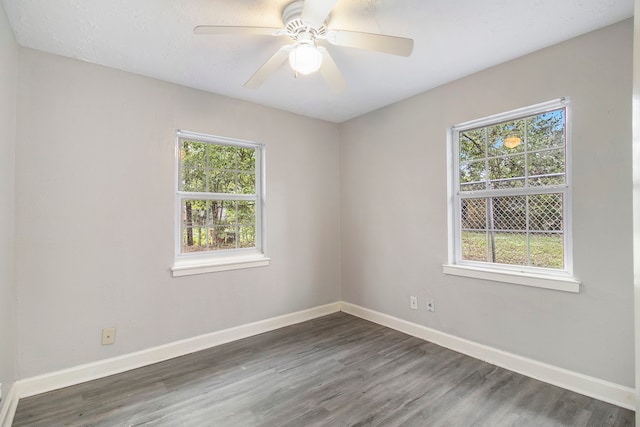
[2,0,634,122]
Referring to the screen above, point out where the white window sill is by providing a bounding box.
[442,264,580,293]
[172,254,270,277]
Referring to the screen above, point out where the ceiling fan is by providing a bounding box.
[194,0,414,94]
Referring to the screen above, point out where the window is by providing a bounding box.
[172,130,269,276]
[445,99,579,292]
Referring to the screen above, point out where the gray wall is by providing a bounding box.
[14,49,341,378]
[7,15,634,391]
[339,20,634,387]
[0,1,18,403]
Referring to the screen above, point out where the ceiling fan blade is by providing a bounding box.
[244,45,294,89]
[301,0,339,27]
[326,30,414,57]
[318,47,347,94]
[194,25,283,36]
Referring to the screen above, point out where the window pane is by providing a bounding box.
[462,198,529,265]
[182,140,207,169]
[182,200,208,253]
[493,232,527,265]
[181,199,257,253]
[459,195,564,269]
[211,225,236,249]
[211,200,232,225]
[237,148,256,172]
[488,119,525,157]
[461,231,488,262]
[209,171,235,193]
[183,200,208,227]
[181,140,207,192]
[208,144,236,170]
[181,167,206,192]
[528,148,565,186]
[461,198,486,231]
[239,226,256,248]
[182,226,209,253]
[236,201,256,224]
[460,199,489,262]
[491,196,526,232]
[530,232,564,269]
[460,160,486,191]
[526,109,565,151]
[237,173,256,194]
[488,155,525,189]
[528,193,563,232]
[459,129,485,162]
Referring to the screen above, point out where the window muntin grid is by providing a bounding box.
[180,140,256,194]
[453,100,569,273]
[181,199,256,253]
[459,110,566,192]
[176,132,264,257]
[460,194,564,269]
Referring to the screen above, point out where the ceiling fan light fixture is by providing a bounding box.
[194,0,414,91]
[289,42,323,75]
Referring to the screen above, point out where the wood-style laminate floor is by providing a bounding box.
[13,312,635,427]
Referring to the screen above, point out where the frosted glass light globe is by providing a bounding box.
[289,43,323,75]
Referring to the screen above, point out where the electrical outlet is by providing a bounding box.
[426,299,435,312]
[410,296,418,310]
[101,327,116,345]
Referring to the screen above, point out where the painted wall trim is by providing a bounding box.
[5,300,633,425]
[442,264,580,293]
[14,302,341,401]
[0,383,18,427]
[340,302,635,411]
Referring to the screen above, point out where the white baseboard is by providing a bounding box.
[6,299,634,425]
[16,302,342,400]
[340,301,636,411]
[0,383,19,427]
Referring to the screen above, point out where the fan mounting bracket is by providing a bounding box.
[283,0,327,40]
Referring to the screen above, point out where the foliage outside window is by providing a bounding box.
[451,99,571,277]
[173,130,267,276]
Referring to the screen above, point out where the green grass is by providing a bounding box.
[461,231,563,269]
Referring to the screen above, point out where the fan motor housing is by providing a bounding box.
[283,0,327,38]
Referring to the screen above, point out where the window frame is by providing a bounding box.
[444,98,580,292]
[172,130,269,277]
